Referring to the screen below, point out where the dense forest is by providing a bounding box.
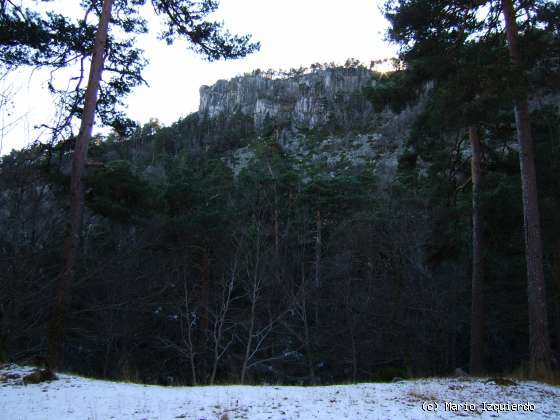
[0,0,559,386]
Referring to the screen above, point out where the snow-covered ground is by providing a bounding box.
[1,364,559,419]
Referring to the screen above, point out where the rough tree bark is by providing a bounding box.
[501,0,553,379]
[469,125,484,375]
[47,0,114,370]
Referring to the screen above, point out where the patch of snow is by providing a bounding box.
[1,364,559,419]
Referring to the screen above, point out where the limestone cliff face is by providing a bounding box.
[198,67,376,133]
[193,66,425,182]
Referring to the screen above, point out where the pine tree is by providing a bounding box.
[500,0,552,378]
[376,0,558,378]
[1,0,259,369]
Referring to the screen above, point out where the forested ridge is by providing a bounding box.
[1,0,560,386]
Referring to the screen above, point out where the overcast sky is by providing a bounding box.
[1,0,395,155]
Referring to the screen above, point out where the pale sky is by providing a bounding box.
[0,0,395,155]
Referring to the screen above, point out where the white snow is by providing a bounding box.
[1,364,559,419]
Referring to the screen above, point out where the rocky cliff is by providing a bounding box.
[179,66,425,182]
[198,67,376,133]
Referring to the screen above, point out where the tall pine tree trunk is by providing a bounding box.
[469,126,484,375]
[501,0,552,379]
[47,0,114,370]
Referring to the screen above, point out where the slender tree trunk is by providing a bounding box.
[301,263,316,384]
[314,208,322,324]
[241,239,260,384]
[350,331,357,382]
[314,208,322,289]
[209,265,235,385]
[200,248,210,333]
[501,0,553,379]
[183,279,197,385]
[210,337,219,385]
[240,287,256,384]
[273,184,279,258]
[469,126,484,375]
[274,207,279,257]
[47,0,114,370]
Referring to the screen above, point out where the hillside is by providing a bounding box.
[1,64,559,387]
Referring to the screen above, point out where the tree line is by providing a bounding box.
[367,0,560,380]
[0,0,559,383]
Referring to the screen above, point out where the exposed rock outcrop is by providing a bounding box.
[199,67,376,133]
[174,66,425,182]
